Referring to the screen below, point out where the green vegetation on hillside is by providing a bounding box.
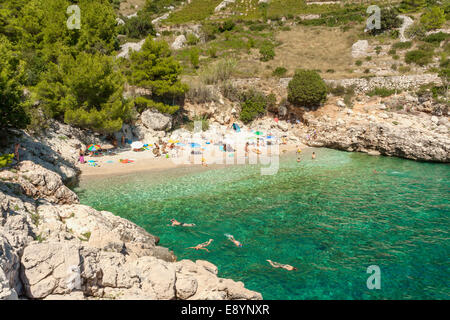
[288,69,327,109]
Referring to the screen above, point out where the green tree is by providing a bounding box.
[0,36,29,131]
[287,69,327,108]
[368,7,402,36]
[420,7,446,30]
[35,52,131,134]
[259,41,275,61]
[239,89,269,123]
[128,36,188,105]
[119,12,156,39]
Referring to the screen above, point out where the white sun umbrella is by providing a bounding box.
[131,141,144,149]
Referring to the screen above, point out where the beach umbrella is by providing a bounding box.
[274,118,279,123]
[87,144,101,151]
[176,142,186,147]
[254,131,264,136]
[190,142,201,148]
[131,141,144,149]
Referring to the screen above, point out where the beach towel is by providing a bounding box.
[119,159,134,163]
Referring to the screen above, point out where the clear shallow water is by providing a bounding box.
[75,148,450,299]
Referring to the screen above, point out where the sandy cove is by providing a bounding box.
[78,143,305,179]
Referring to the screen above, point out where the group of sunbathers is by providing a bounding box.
[169,218,297,271]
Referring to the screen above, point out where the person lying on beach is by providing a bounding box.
[266,260,297,271]
[187,239,213,252]
[170,219,195,227]
[225,234,243,247]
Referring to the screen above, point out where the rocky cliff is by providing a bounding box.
[0,127,262,300]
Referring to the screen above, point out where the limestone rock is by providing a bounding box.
[117,39,145,59]
[171,35,186,50]
[140,109,173,131]
[215,0,236,12]
[351,40,369,58]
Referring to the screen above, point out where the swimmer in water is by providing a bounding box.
[170,219,196,227]
[266,260,297,271]
[311,152,316,160]
[225,234,243,247]
[187,239,213,252]
[297,157,301,163]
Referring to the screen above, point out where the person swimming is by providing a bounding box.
[266,260,297,271]
[297,157,301,163]
[187,239,213,252]
[311,152,316,160]
[170,219,196,227]
[225,234,243,247]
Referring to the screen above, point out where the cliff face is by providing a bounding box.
[0,127,262,300]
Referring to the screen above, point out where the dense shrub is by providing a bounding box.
[239,89,269,123]
[186,33,199,45]
[202,22,219,41]
[405,49,433,66]
[423,32,449,44]
[420,7,446,30]
[405,23,426,40]
[367,87,397,97]
[207,46,218,58]
[189,48,200,69]
[272,67,287,77]
[287,69,327,108]
[398,0,427,13]
[119,12,156,39]
[368,8,402,36]
[259,41,275,62]
[218,20,236,33]
[392,41,413,50]
[249,24,269,31]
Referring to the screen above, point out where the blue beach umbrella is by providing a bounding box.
[190,142,201,148]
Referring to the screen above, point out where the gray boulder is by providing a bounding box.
[140,109,173,131]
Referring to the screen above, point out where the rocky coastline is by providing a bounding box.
[0,125,262,300]
[1,74,448,300]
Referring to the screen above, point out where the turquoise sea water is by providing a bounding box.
[75,148,450,300]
